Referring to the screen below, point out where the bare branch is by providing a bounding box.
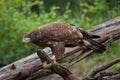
[86,58,120,79]
[67,50,93,68]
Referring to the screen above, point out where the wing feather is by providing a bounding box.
[39,22,82,41]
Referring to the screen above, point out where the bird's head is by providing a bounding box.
[22,30,40,44]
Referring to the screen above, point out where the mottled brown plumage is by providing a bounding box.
[23,22,106,63]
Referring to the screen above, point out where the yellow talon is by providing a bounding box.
[51,55,56,64]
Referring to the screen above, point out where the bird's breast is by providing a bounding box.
[33,39,49,47]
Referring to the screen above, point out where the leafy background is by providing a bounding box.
[0,0,120,78]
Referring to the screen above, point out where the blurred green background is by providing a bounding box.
[0,0,120,78]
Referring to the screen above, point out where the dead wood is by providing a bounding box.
[85,58,120,80]
[27,49,73,80]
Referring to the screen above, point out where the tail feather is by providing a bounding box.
[83,39,106,53]
[91,35,100,38]
[77,28,105,52]
[79,29,101,39]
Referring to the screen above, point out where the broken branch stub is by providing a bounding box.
[35,50,74,80]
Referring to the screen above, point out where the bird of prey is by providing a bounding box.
[22,22,106,64]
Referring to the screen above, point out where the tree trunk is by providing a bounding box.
[0,16,120,80]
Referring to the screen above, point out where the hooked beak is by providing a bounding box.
[22,38,31,44]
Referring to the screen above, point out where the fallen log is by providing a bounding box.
[0,16,120,80]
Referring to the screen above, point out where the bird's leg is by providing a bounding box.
[51,42,65,64]
[51,54,57,64]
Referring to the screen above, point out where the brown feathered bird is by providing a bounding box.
[22,22,106,63]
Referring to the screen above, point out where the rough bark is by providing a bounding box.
[26,49,74,80]
[0,16,120,80]
[102,73,120,80]
[0,54,43,80]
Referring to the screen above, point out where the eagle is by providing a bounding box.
[22,22,106,63]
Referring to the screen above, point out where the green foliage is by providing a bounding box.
[40,0,120,28]
[0,0,34,64]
